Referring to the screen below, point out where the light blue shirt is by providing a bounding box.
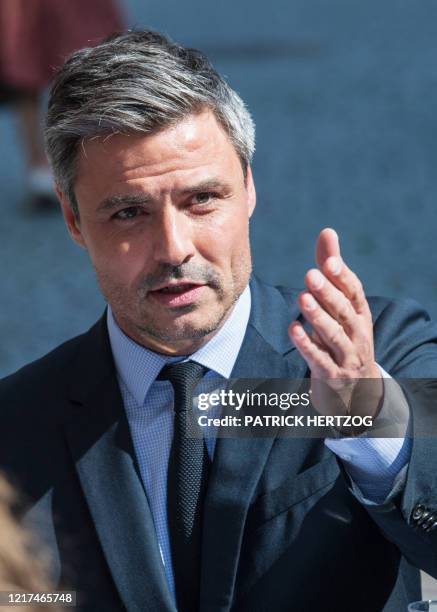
[107,284,411,599]
[107,286,251,599]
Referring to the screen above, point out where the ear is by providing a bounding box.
[245,165,256,218]
[55,186,87,249]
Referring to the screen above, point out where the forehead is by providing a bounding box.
[74,110,243,197]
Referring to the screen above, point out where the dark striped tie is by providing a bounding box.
[157,361,209,612]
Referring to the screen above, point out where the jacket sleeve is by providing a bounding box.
[364,297,437,577]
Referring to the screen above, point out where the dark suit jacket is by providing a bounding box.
[2,276,437,612]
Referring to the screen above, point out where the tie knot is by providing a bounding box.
[157,361,207,411]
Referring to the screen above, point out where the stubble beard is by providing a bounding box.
[96,251,252,347]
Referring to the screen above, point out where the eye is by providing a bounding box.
[192,192,217,205]
[112,206,146,221]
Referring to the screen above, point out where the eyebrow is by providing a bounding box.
[175,179,233,195]
[97,193,153,212]
[97,179,233,212]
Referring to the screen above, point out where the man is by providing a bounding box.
[1,30,437,612]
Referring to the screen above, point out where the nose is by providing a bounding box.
[152,205,195,266]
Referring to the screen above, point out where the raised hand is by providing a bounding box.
[288,228,383,422]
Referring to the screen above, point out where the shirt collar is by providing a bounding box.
[107,285,251,405]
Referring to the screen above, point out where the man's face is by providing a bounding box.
[60,110,256,354]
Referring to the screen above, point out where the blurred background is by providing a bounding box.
[0,0,436,378]
[0,0,436,598]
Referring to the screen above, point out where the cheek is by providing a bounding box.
[196,208,250,262]
[85,229,150,286]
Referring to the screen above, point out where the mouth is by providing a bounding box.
[147,282,207,308]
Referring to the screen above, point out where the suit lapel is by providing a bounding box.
[64,318,176,612]
[200,277,308,611]
[62,278,308,612]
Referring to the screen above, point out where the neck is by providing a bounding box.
[129,330,219,356]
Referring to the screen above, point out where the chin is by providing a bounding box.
[145,311,223,343]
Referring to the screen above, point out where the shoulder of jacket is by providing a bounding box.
[0,332,86,399]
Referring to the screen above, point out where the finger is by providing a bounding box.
[305,268,358,338]
[288,322,336,377]
[322,256,370,316]
[298,291,355,363]
[315,228,340,270]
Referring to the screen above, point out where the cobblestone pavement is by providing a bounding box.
[1,0,436,379]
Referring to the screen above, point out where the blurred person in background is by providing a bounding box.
[0,474,60,611]
[0,0,124,210]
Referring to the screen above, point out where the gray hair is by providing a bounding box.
[44,30,256,217]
